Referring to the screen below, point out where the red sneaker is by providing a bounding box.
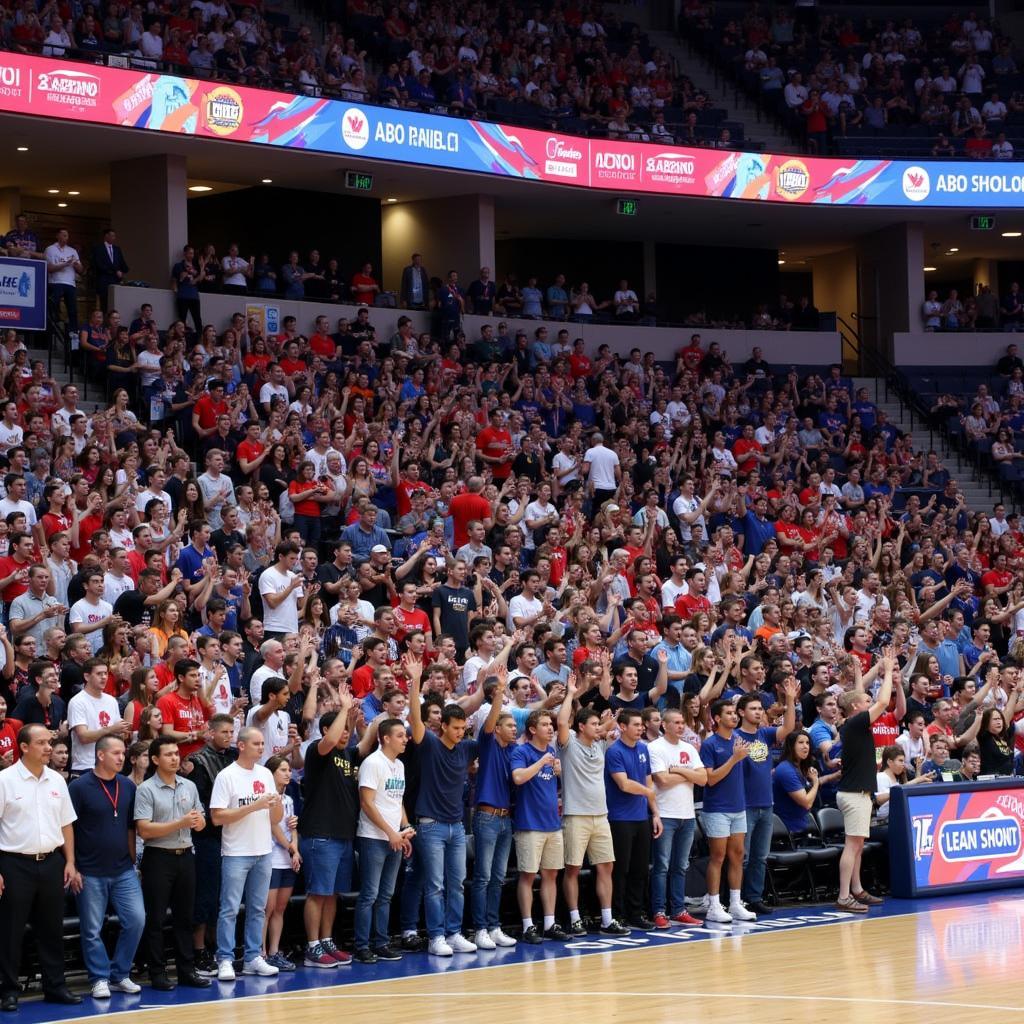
[652,913,670,929]
[670,911,701,926]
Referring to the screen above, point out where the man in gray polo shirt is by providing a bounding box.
[556,675,629,936]
[9,566,64,648]
[134,735,210,992]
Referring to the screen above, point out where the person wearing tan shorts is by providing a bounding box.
[556,681,630,936]
[510,710,570,944]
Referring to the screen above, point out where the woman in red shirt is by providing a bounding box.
[288,460,327,548]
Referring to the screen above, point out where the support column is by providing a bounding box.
[381,194,495,295]
[973,258,997,295]
[110,155,188,288]
[0,189,21,234]
[855,223,925,364]
[642,239,657,305]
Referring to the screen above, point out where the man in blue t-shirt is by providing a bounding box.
[470,673,519,950]
[735,684,797,915]
[408,660,478,958]
[699,698,752,924]
[604,709,661,929]
[511,709,570,944]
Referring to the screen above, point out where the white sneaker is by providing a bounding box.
[474,929,496,950]
[704,903,733,924]
[447,933,477,953]
[242,956,279,977]
[91,980,111,999]
[428,937,453,957]
[217,960,236,981]
[729,901,757,922]
[690,894,710,916]
[110,977,141,994]
[488,927,517,947]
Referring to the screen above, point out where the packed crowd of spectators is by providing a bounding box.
[682,1,1024,157]
[0,0,749,146]
[4,224,1024,1002]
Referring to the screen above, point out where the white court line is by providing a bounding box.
[29,901,1024,1024]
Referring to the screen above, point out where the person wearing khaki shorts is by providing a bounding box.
[556,676,630,936]
[510,710,570,944]
[835,649,897,914]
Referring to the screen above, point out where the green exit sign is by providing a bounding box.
[970,215,995,231]
[345,170,374,192]
[617,198,639,216]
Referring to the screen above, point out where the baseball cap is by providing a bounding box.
[370,544,389,554]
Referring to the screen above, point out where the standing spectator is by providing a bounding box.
[400,253,430,310]
[437,271,465,342]
[46,228,84,338]
[605,708,661,930]
[699,698,754,923]
[0,724,81,1010]
[407,657,478,956]
[511,709,570,943]
[583,433,621,508]
[835,649,894,912]
[67,658,130,778]
[209,727,282,980]
[171,245,202,337]
[90,229,129,312]
[135,735,211,991]
[259,541,304,639]
[70,735,145,999]
[353,715,414,963]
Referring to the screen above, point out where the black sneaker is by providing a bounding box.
[568,920,587,936]
[193,949,217,977]
[599,919,631,935]
[400,934,426,952]
[352,948,378,964]
[630,916,656,930]
[372,946,403,961]
[520,925,544,944]
[748,901,773,915]
[543,924,570,941]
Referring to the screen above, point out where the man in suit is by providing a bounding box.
[399,252,430,310]
[90,229,129,312]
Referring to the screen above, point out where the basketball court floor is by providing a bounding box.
[14,889,1024,1024]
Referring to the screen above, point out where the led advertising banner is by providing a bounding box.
[889,780,1024,897]
[0,257,47,330]
[3,52,1024,207]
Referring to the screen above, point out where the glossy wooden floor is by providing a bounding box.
[74,899,1024,1024]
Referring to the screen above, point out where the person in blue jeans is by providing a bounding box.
[470,671,519,949]
[735,682,797,915]
[69,735,146,1000]
[353,718,415,963]
[647,710,708,927]
[209,727,282,981]
[407,657,479,957]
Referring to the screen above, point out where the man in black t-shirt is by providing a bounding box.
[297,695,378,968]
[835,648,894,914]
[113,568,181,628]
[431,560,476,656]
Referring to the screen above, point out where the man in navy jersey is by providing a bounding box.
[407,658,478,957]
[511,709,570,943]
[735,682,798,915]
[605,709,661,930]
[469,670,518,949]
[699,699,753,924]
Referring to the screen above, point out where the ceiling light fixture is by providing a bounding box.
[947,247,959,253]
[67,190,80,196]
[923,266,937,271]
[1002,231,1022,238]
[188,185,213,193]
[57,202,67,208]
[15,146,27,152]
[386,197,397,203]
[47,189,59,194]
[777,259,785,265]
[261,178,272,184]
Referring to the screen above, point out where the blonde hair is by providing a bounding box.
[838,689,866,714]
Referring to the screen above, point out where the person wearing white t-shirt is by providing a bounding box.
[209,727,282,980]
[0,401,23,452]
[0,475,36,528]
[524,484,558,550]
[220,246,252,291]
[582,434,620,505]
[507,569,548,632]
[661,555,689,610]
[67,660,131,773]
[551,436,579,491]
[259,542,304,636]
[648,709,707,925]
[246,677,298,766]
[69,569,115,655]
[45,229,84,337]
[354,719,413,960]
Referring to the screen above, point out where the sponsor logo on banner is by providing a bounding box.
[936,813,1022,862]
[37,68,99,108]
[643,152,695,185]
[775,159,810,201]
[204,85,243,135]
[0,269,34,308]
[592,149,638,182]
[902,165,931,201]
[0,66,23,98]
[342,107,370,149]
[544,137,583,178]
